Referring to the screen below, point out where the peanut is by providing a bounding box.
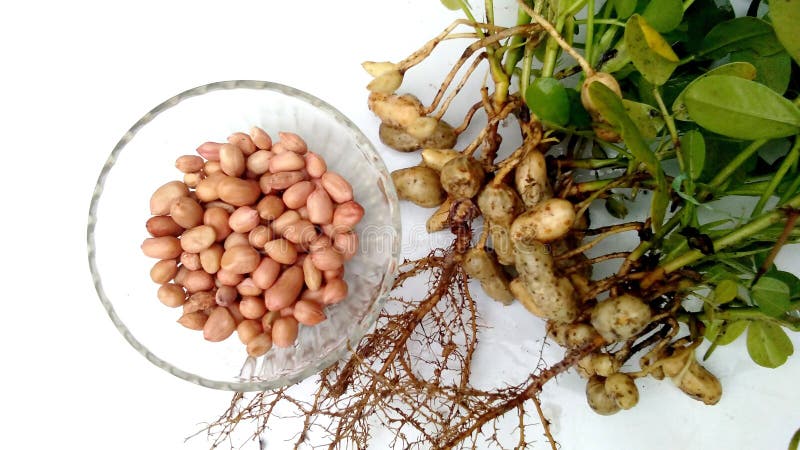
[271,317,299,348]
[246,149,273,175]
[228,206,260,233]
[264,266,304,311]
[228,132,257,156]
[323,278,348,304]
[223,232,250,249]
[203,307,236,342]
[183,291,216,314]
[282,181,315,209]
[250,126,272,150]
[252,257,281,290]
[175,155,205,173]
[203,207,232,241]
[283,219,317,245]
[170,196,204,229]
[332,201,364,231]
[220,245,261,274]
[178,311,208,330]
[216,268,244,287]
[146,215,184,237]
[305,152,327,178]
[236,278,263,297]
[303,255,323,291]
[240,295,267,319]
[180,252,202,271]
[220,143,246,177]
[196,141,222,161]
[259,170,307,193]
[293,300,326,326]
[150,181,189,215]
[321,172,354,203]
[264,238,298,265]
[218,177,260,206]
[180,225,217,253]
[158,283,186,307]
[141,236,182,259]
[215,285,238,307]
[248,225,273,248]
[195,172,226,202]
[311,247,344,271]
[256,195,285,221]
[199,244,224,274]
[307,185,334,224]
[333,232,358,261]
[237,319,263,345]
[150,259,178,284]
[182,270,215,293]
[271,210,301,235]
[269,151,306,172]
[246,333,273,357]
[276,132,308,154]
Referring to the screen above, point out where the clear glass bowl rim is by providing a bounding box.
[86,80,401,391]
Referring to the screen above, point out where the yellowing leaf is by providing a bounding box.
[640,19,679,62]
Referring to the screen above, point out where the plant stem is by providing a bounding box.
[658,193,800,276]
[541,15,566,77]
[503,1,534,77]
[753,136,800,215]
[702,139,768,196]
[586,0,595,68]
[576,18,625,27]
[694,305,800,331]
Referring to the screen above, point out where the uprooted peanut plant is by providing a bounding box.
[200,0,800,447]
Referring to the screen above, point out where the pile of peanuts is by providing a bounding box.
[140,127,364,358]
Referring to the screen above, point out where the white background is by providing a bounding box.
[2,0,798,449]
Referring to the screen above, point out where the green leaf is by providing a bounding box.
[789,427,800,450]
[625,15,679,86]
[525,78,570,126]
[613,0,638,18]
[701,17,784,59]
[642,0,683,32]
[747,321,794,368]
[752,276,792,317]
[589,82,668,231]
[672,62,757,121]
[622,99,664,140]
[684,0,735,53]
[769,0,800,65]
[766,270,800,299]
[714,279,738,304]
[684,75,800,140]
[716,320,748,345]
[605,194,629,218]
[440,0,462,10]
[566,88,591,128]
[682,130,705,181]
[730,49,792,95]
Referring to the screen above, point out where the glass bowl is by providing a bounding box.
[87,80,401,391]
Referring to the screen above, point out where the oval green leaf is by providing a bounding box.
[589,82,668,231]
[713,278,737,304]
[625,15,679,86]
[672,62,757,121]
[613,0,638,19]
[701,17,784,59]
[682,129,705,181]
[440,0,462,10]
[769,0,800,65]
[622,99,664,140]
[642,0,683,32]
[730,49,792,95]
[766,270,800,299]
[716,320,748,345]
[566,88,591,128]
[752,276,791,317]
[746,321,794,368]
[525,77,570,126]
[684,75,800,140]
